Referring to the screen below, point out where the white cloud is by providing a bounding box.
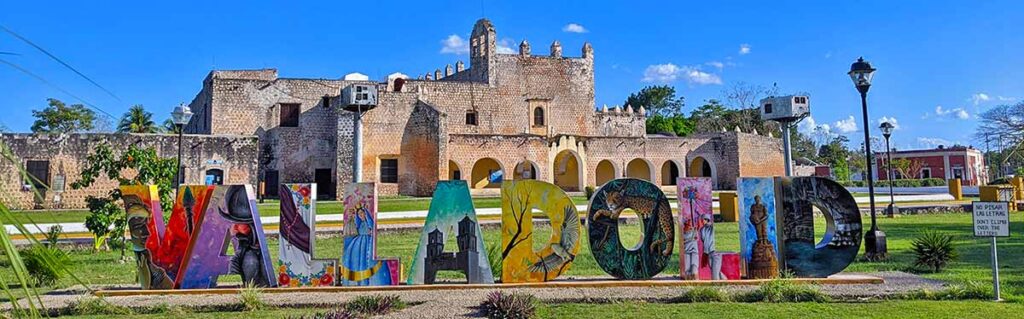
[496,39,515,54]
[563,23,587,33]
[642,63,682,82]
[933,105,970,120]
[798,116,834,137]
[684,68,722,85]
[824,51,833,59]
[641,63,722,85]
[917,137,954,149]
[440,34,469,54]
[739,44,751,55]
[706,61,725,69]
[970,93,990,105]
[998,96,1017,102]
[833,116,859,133]
[877,116,900,130]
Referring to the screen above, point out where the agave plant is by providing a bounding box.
[911,230,958,272]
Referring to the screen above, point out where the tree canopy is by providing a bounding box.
[30,98,96,134]
[623,85,685,117]
[117,105,158,133]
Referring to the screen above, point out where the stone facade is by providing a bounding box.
[183,19,784,197]
[0,133,257,210]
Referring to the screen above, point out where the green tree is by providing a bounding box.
[818,136,852,181]
[162,118,181,134]
[690,99,779,136]
[645,114,694,136]
[70,143,177,252]
[117,105,158,133]
[788,127,819,163]
[623,85,685,116]
[30,98,96,134]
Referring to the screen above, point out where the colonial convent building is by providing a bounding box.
[183,19,783,199]
[1,19,784,210]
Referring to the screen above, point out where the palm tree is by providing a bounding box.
[117,105,158,133]
[162,119,181,134]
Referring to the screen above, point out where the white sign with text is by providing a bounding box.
[973,201,1010,237]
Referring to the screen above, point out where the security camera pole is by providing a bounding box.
[760,95,811,176]
[343,84,378,182]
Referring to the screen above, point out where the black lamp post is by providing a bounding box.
[849,57,887,260]
[171,103,193,189]
[880,121,898,218]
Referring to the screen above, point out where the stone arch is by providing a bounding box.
[513,160,539,180]
[626,158,654,181]
[471,158,504,189]
[687,156,717,188]
[660,160,682,186]
[553,150,582,191]
[448,160,462,180]
[595,160,618,187]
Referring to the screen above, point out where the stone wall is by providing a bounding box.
[0,133,257,210]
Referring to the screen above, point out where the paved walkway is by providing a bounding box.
[8,193,956,236]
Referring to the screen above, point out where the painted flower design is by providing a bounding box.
[320,273,334,286]
[298,186,311,197]
[278,273,290,286]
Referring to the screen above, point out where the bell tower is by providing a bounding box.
[469,18,496,84]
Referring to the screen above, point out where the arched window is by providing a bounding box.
[533,107,545,126]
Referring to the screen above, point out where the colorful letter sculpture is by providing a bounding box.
[178,185,276,288]
[500,180,581,283]
[737,177,780,279]
[677,178,739,280]
[407,180,494,284]
[777,177,862,277]
[277,184,337,287]
[587,178,675,279]
[339,183,401,286]
[120,185,175,289]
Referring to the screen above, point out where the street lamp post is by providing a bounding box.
[171,103,194,189]
[880,121,898,217]
[849,57,887,260]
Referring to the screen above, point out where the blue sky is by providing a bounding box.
[1,1,1021,150]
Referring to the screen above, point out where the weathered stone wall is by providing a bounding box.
[736,132,785,181]
[183,19,785,197]
[0,133,257,210]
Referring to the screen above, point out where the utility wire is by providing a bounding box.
[0,57,117,120]
[0,51,19,55]
[1,25,123,102]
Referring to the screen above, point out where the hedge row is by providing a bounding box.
[838,178,947,187]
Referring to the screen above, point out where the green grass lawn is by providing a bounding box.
[538,300,1024,318]
[5,212,1021,317]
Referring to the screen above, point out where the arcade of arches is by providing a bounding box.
[459,155,718,191]
[471,158,503,189]
[553,150,582,191]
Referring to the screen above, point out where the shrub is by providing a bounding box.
[479,291,537,319]
[902,281,992,300]
[734,279,830,303]
[584,186,596,199]
[345,294,405,316]
[45,225,63,247]
[69,296,132,316]
[239,282,268,311]
[911,230,958,272]
[289,309,357,319]
[20,245,71,286]
[679,287,730,302]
